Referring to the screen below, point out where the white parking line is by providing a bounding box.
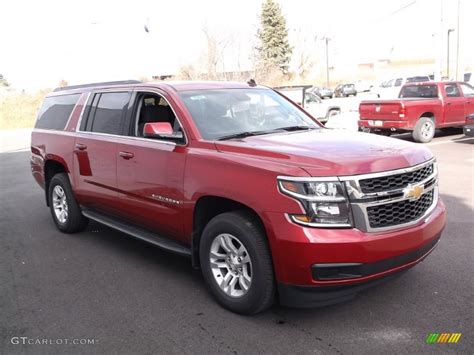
[427,137,472,146]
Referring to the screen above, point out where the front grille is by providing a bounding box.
[359,163,433,193]
[366,190,434,228]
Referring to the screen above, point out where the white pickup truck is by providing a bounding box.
[275,86,341,123]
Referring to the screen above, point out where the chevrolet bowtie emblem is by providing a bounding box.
[404,184,425,200]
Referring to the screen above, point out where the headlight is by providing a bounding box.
[278,177,352,227]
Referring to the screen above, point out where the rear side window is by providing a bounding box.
[35,94,81,130]
[394,78,403,87]
[88,92,131,135]
[399,85,438,98]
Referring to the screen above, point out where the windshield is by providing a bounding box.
[399,85,438,98]
[179,89,319,140]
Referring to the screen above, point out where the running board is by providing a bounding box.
[82,210,191,257]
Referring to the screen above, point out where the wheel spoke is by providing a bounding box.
[224,235,238,254]
[210,261,227,269]
[210,250,226,260]
[219,235,232,253]
[220,272,233,289]
[238,274,249,291]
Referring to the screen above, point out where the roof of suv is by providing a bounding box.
[53,80,265,94]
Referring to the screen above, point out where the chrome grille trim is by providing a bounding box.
[340,158,438,232]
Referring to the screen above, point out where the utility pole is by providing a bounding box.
[447,28,455,79]
[455,0,460,80]
[324,37,330,87]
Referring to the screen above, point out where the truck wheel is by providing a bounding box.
[413,117,435,143]
[48,173,88,233]
[326,109,340,120]
[199,211,275,315]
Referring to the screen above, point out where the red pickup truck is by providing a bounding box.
[359,81,474,142]
[31,80,446,314]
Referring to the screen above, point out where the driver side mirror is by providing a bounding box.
[143,122,184,140]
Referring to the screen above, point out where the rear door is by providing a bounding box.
[442,83,465,126]
[114,90,187,242]
[73,91,132,213]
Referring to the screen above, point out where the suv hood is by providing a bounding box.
[215,129,433,177]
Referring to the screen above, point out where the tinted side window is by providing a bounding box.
[35,94,81,130]
[90,92,131,135]
[394,78,403,87]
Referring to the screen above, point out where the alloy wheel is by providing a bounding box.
[209,233,252,298]
[52,185,68,223]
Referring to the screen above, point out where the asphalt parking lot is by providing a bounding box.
[1,133,473,354]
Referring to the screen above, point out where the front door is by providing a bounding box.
[460,83,474,121]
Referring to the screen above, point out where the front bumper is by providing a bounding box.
[278,236,439,307]
[262,198,446,304]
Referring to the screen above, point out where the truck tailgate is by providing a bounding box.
[359,100,401,120]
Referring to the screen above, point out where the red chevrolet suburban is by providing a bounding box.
[31,80,446,314]
[359,81,474,143]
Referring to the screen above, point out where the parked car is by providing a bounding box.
[334,83,357,97]
[464,113,474,137]
[310,86,333,99]
[371,75,431,99]
[31,80,446,314]
[354,80,374,93]
[359,81,474,143]
[464,72,473,86]
[274,86,340,123]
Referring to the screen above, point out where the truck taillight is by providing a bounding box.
[399,103,406,118]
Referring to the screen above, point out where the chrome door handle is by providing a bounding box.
[119,151,134,160]
[75,143,87,151]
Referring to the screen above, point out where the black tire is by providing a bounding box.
[48,173,88,233]
[199,211,275,315]
[412,116,435,143]
[326,109,340,121]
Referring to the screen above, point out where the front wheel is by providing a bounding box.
[48,173,88,233]
[200,211,275,315]
[412,117,435,143]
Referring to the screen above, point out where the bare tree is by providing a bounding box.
[202,25,231,80]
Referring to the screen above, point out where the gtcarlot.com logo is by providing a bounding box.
[11,337,97,345]
[426,333,462,344]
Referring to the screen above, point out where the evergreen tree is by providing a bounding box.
[257,0,292,73]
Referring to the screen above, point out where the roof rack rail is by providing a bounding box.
[53,80,142,92]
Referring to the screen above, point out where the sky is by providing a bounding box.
[0,0,472,90]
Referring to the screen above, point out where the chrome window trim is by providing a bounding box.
[69,92,91,131]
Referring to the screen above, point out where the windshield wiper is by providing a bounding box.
[217,126,315,141]
[217,129,285,141]
[278,125,315,131]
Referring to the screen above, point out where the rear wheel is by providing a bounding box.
[200,211,275,315]
[412,117,435,143]
[48,173,88,233]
